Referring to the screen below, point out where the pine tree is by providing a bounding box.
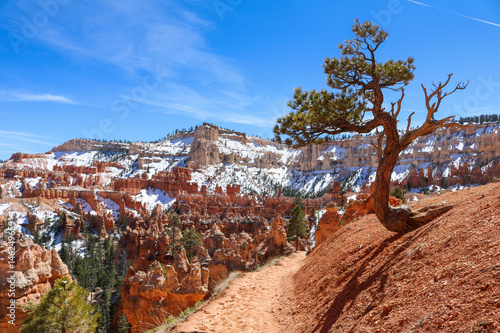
[20,277,99,333]
[181,227,203,260]
[287,205,307,251]
[274,19,467,233]
[170,213,180,256]
[309,206,317,230]
[33,226,42,246]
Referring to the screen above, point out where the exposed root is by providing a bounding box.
[404,204,455,232]
[381,203,455,233]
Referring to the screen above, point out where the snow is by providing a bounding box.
[391,164,411,183]
[55,151,98,166]
[3,211,28,233]
[75,198,96,215]
[0,203,11,215]
[2,122,494,200]
[25,177,42,189]
[97,195,121,219]
[324,145,347,161]
[310,209,326,249]
[134,187,176,211]
[32,205,58,222]
[59,199,74,210]
[347,194,357,203]
[453,142,464,151]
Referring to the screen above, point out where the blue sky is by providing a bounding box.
[1,0,499,159]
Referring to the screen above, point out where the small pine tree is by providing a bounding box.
[170,213,180,256]
[20,277,99,333]
[390,186,407,203]
[117,313,131,333]
[33,226,41,246]
[309,206,317,230]
[287,205,308,251]
[293,196,304,209]
[181,227,203,260]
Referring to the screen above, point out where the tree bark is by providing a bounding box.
[373,146,412,233]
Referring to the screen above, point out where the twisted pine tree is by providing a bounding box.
[274,20,467,233]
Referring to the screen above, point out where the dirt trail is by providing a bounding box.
[173,251,306,333]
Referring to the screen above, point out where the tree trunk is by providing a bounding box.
[373,132,454,233]
[373,149,412,233]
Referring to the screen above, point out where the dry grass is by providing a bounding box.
[212,271,242,297]
[254,256,284,272]
[143,301,204,333]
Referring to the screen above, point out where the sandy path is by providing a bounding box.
[173,251,306,333]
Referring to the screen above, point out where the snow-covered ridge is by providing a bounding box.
[3,122,499,197]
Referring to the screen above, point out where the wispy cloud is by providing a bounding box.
[29,1,262,126]
[134,82,274,127]
[0,91,76,104]
[406,0,500,28]
[0,130,56,146]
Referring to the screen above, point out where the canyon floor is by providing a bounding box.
[173,182,500,333]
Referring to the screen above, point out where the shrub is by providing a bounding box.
[390,186,407,203]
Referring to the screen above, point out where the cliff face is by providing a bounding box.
[42,122,500,196]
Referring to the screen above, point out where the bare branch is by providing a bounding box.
[394,89,405,119]
[406,111,415,133]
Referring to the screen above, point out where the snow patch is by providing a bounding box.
[134,187,175,211]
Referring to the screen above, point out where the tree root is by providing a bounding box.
[404,203,455,232]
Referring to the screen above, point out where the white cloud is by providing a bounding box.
[0,91,76,104]
[0,130,56,146]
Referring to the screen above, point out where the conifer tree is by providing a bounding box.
[274,19,467,233]
[20,277,99,333]
[287,205,307,251]
[170,213,180,256]
[309,206,317,230]
[181,227,203,260]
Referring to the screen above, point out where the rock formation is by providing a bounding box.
[0,235,72,332]
[315,207,342,246]
[121,247,209,333]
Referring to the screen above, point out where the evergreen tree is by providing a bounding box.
[390,186,407,203]
[293,196,304,209]
[274,19,467,233]
[20,277,99,333]
[180,227,203,260]
[287,205,307,251]
[309,206,317,230]
[33,226,42,246]
[170,213,180,256]
[117,313,131,333]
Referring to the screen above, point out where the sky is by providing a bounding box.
[0,0,499,160]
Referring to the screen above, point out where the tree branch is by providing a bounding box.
[405,112,415,133]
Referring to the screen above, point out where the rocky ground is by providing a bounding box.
[172,182,500,333]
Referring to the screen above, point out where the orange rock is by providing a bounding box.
[120,247,209,333]
[343,194,374,224]
[389,196,403,207]
[0,235,72,332]
[315,207,342,246]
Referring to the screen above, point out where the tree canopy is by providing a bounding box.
[274,19,467,232]
[21,276,99,333]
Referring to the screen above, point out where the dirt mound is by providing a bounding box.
[287,182,500,333]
